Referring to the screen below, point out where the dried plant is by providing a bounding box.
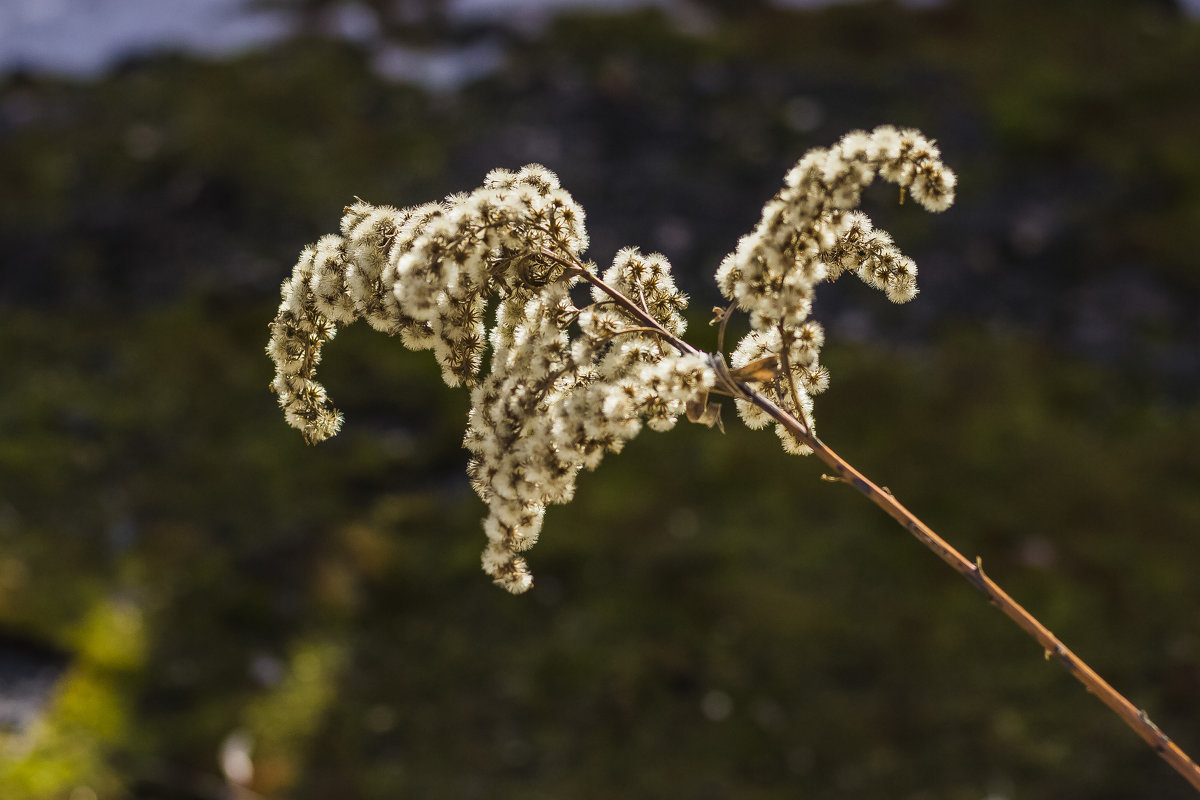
[267,127,1200,791]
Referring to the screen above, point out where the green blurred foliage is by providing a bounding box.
[1,1,1198,798]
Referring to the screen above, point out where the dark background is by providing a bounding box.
[1,0,1199,797]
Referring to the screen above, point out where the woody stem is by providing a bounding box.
[736,383,1200,794]
[543,244,1200,793]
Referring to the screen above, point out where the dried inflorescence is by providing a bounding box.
[267,126,954,592]
[464,248,709,591]
[267,164,591,446]
[267,165,711,592]
[716,125,955,453]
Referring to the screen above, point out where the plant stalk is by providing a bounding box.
[544,245,1200,791]
[744,386,1200,794]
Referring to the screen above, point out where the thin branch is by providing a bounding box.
[544,243,1200,794]
[731,382,1200,794]
[538,247,701,358]
[776,324,812,438]
[610,326,676,339]
[712,301,736,356]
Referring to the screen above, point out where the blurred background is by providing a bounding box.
[1,0,1199,797]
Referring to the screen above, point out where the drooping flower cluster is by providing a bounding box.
[464,248,708,591]
[716,126,956,453]
[267,164,592,444]
[267,167,711,591]
[267,127,955,592]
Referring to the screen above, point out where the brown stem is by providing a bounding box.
[540,245,1200,792]
[611,326,675,338]
[538,247,701,358]
[776,324,813,438]
[715,301,735,355]
[735,384,1200,793]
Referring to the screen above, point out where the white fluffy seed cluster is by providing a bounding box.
[715,126,956,453]
[268,128,955,591]
[267,167,712,592]
[465,247,707,592]
[267,164,588,443]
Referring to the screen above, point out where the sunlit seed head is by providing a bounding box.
[270,128,955,589]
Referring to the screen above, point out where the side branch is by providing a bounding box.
[538,247,702,358]
[736,385,1200,793]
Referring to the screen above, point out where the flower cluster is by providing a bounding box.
[715,126,956,452]
[464,248,706,591]
[267,167,710,591]
[267,164,592,445]
[267,127,954,592]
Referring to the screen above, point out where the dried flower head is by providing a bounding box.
[267,165,713,591]
[267,126,954,591]
[715,126,955,452]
